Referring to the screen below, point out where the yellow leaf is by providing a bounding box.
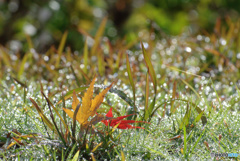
[91,142,103,153]
[71,150,80,161]
[181,148,184,154]
[91,153,96,161]
[63,108,74,119]
[78,77,96,124]
[72,90,80,111]
[63,77,114,127]
[89,82,114,117]
[7,142,17,149]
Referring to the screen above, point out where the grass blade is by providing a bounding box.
[57,87,87,104]
[193,110,204,124]
[29,98,56,134]
[76,66,90,83]
[91,142,103,153]
[43,93,67,146]
[114,51,123,73]
[72,104,80,140]
[126,54,136,111]
[174,98,207,126]
[18,52,31,79]
[12,77,27,88]
[141,42,157,94]
[66,143,77,160]
[179,103,191,130]
[91,153,96,161]
[26,34,34,49]
[97,50,104,76]
[91,17,107,55]
[183,125,187,157]
[70,65,81,87]
[121,151,126,161]
[144,72,149,116]
[144,97,156,121]
[144,146,166,158]
[189,127,207,158]
[56,31,68,67]
[0,47,11,67]
[41,91,68,130]
[170,80,177,114]
[180,78,200,99]
[83,38,88,73]
[109,88,135,108]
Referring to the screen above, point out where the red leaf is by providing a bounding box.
[101,108,150,129]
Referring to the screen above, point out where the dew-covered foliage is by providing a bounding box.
[1,18,240,160]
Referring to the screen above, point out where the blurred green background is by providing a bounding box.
[0,0,239,53]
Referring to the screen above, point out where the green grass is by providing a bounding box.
[1,19,240,160]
